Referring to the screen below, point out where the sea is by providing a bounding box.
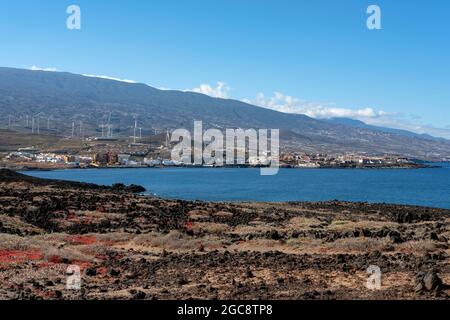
[23,163,450,209]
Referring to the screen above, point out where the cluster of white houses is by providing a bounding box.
[3,147,420,169]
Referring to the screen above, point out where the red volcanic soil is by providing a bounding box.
[0,249,43,264]
[65,235,97,245]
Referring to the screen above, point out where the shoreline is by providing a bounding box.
[4,162,441,172]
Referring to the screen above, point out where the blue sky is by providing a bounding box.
[1,0,450,137]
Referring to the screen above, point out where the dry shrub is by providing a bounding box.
[187,210,210,220]
[286,217,324,230]
[0,234,33,251]
[42,246,91,262]
[76,243,110,258]
[0,215,44,235]
[232,223,275,236]
[191,222,230,235]
[230,239,282,252]
[134,231,223,251]
[0,233,101,263]
[95,232,132,244]
[248,219,264,226]
[327,220,398,232]
[285,238,324,251]
[325,237,393,253]
[395,240,437,254]
[212,211,233,218]
[0,233,63,251]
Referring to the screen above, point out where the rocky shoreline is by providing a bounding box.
[0,169,448,300]
[0,159,439,172]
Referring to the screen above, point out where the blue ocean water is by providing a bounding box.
[23,163,450,209]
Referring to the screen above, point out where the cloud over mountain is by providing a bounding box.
[189,82,230,99]
[30,66,58,72]
[245,92,388,120]
[82,74,137,84]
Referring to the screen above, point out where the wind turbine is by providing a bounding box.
[100,124,105,138]
[32,112,43,134]
[79,121,83,139]
[133,119,137,144]
[107,112,113,138]
[47,115,53,130]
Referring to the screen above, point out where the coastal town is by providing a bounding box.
[0,136,428,170]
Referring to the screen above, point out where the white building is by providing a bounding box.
[118,154,131,165]
[144,158,162,166]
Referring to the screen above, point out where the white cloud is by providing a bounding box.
[189,82,230,99]
[245,91,450,139]
[29,67,137,84]
[82,74,137,83]
[30,65,58,72]
[305,106,389,119]
[244,91,388,119]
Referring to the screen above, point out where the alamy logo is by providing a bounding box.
[366,265,382,290]
[367,5,382,30]
[66,265,81,290]
[171,121,280,175]
[66,5,81,30]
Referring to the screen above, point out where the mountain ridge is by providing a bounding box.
[1,67,450,161]
[324,118,442,141]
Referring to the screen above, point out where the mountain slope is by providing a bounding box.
[1,67,450,160]
[325,118,439,141]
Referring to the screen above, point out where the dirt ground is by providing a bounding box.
[0,169,448,300]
